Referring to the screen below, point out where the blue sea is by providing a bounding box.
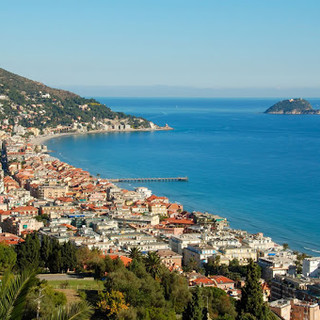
[46,98,320,255]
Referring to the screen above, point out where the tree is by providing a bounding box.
[61,242,76,272]
[160,269,191,313]
[144,251,162,279]
[97,290,128,317]
[23,282,67,319]
[40,235,52,268]
[15,233,40,270]
[0,243,17,272]
[201,287,237,319]
[282,243,289,251]
[238,259,268,320]
[75,247,101,272]
[48,248,62,273]
[42,301,93,320]
[129,247,143,261]
[0,270,36,320]
[182,286,206,320]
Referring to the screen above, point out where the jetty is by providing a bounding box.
[108,177,188,183]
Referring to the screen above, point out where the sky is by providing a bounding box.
[1,0,320,97]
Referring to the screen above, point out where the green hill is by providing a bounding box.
[0,68,151,131]
[264,98,319,114]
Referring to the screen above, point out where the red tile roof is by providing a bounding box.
[108,255,132,267]
[210,275,235,284]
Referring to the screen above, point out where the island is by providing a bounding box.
[264,98,320,114]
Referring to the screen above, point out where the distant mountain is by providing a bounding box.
[264,98,320,114]
[0,68,151,131]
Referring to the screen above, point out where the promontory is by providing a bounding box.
[264,98,320,115]
[0,68,170,137]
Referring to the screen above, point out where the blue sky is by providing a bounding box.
[1,0,320,97]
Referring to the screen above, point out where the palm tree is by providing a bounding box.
[43,301,93,320]
[0,270,93,320]
[129,247,142,261]
[0,270,36,320]
[144,251,162,279]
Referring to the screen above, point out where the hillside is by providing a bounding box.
[0,68,151,133]
[264,98,320,114]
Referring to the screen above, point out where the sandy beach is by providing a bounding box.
[30,126,173,146]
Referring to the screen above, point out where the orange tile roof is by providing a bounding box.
[192,277,215,285]
[165,218,194,225]
[210,275,235,284]
[108,255,132,267]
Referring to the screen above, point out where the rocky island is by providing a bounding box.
[265,98,320,114]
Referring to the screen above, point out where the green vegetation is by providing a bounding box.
[0,243,17,272]
[264,98,317,114]
[15,233,77,273]
[48,280,103,291]
[0,232,278,319]
[204,257,247,281]
[0,68,151,130]
[238,260,276,320]
[293,251,310,274]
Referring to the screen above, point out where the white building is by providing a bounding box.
[183,244,217,267]
[169,233,202,255]
[303,257,320,278]
[135,187,152,199]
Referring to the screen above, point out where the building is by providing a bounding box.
[183,244,216,267]
[1,216,43,235]
[219,245,257,265]
[169,233,201,255]
[269,299,292,320]
[36,184,68,200]
[157,249,183,269]
[270,275,309,301]
[270,299,320,320]
[210,275,235,291]
[258,255,295,281]
[11,206,39,217]
[303,257,320,278]
[291,299,320,320]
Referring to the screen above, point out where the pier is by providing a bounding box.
[108,177,188,183]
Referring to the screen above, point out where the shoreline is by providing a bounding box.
[30,126,173,145]
[28,126,313,257]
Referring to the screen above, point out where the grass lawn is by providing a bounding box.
[48,279,104,291]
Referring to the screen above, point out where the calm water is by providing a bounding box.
[46,98,320,255]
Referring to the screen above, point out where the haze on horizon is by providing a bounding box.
[1,0,319,97]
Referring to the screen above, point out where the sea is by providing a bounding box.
[46,97,320,256]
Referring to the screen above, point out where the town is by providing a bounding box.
[0,129,319,320]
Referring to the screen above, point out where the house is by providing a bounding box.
[183,244,216,267]
[169,233,201,255]
[157,249,183,269]
[219,245,257,265]
[11,206,38,217]
[0,232,24,245]
[191,277,215,287]
[0,210,11,222]
[302,257,320,278]
[108,255,132,267]
[210,275,235,291]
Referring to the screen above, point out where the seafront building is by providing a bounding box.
[1,133,320,316]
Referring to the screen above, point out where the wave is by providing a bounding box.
[304,247,320,254]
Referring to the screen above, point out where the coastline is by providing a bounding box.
[27,114,317,257]
[30,126,173,145]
